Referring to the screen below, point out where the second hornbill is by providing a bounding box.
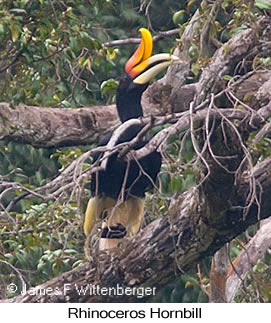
[84,28,179,250]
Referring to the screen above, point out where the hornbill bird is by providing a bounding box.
[84,28,179,250]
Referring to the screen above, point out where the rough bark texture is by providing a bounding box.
[2,155,271,303]
[210,246,229,303]
[1,8,271,304]
[0,82,181,148]
[225,217,271,302]
[0,103,117,147]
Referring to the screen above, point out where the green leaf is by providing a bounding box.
[10,24,20,42]
[188,44,199,59]
[222,75,232,81]
[191,62,200,76]
[31,80,41,96]
[100,78,119,98]
[172,10,186,25]
[9,9,27,14]
[0,23,5,36]
[169,175,183,193]
[64,249,77,255]
[159,172,170,193]
[69,36,78,52]
[255,0,271,10]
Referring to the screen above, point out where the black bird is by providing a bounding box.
[84,28,179,250]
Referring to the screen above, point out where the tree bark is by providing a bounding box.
[1,6,271,304]
[0,82,182,148]
[225,217,271,302]
[1,19,270,149]
[209,246,229,303]
[0,102,117,148]
[2,155,271,303]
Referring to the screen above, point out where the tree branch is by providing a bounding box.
[102,28,180,48]
[1,18,270,149]
[225,217,271,302]
[0,102,118,148]
[3,155,271,303]
[2,5,271,304]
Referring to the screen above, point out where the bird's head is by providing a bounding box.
[116,28,181,122]
[125,28,180,85]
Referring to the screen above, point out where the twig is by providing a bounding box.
[252,122,271,144]
[0,260,26,291]
[102,28,180,48]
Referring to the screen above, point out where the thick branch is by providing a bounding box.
[1,18,270,148]
[130,106,268,161]
[225,217,271,302]
[0,103,117,148]
[1,7,271,305]
[0,80,185,148]
[195,17,271,105]
[209,246,229,302]
[3,155,271,303]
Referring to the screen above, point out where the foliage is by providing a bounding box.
[1,0,271,303]
[0,0,179,108]
[234,253,271,302]
[0,0,190,301]
[0,202,84,297]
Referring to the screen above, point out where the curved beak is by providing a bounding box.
[133,53,180,84]
[125,28,183,85]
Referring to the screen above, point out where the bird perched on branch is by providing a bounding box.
[84,28,180,250]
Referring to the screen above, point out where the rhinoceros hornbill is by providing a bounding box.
[84,28,179,250]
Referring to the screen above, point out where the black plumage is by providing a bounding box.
[85,76,161,249]
[116,74,147,122]
[83,28,179,250]
[91,75,161,201]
